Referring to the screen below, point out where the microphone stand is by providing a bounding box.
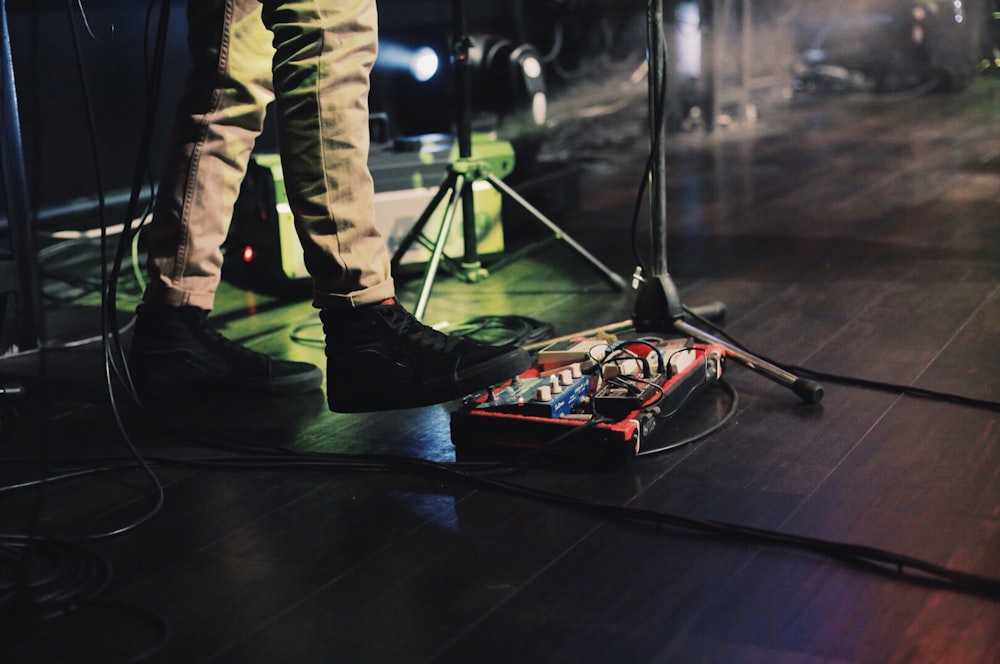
[631,0,823,404]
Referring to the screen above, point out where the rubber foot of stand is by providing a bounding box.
[793,378,824,404]
[460,264,489,283]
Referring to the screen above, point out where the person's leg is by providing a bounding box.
[130,0,322,399]
[144,0,275,308]
[261,0,392,307]
[262,0,531,411]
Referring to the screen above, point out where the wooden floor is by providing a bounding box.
[2,75,999,663]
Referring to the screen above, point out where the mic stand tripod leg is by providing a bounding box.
[672,318,824,404]
[632,274,824,404]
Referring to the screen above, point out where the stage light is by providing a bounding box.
[519,53,547,127]
[368,31,551,163]
[375,42,441,83]
[411,47,440,82]
[451,34,550,166]
[469,35,548,128]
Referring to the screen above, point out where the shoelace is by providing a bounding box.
[193,316,272,362]
[379,306,460,354]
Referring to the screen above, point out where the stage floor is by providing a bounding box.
[2,74,998,663]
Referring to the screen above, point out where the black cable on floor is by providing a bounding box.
[29,449,996,603]
[447,314,556,347]
[5,407,999,606]
[637,380,738,456]
[683,306,1000,413]
[0,535,112,623]
[0,3,173,662]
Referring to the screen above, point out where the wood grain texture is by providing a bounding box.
[2,76,998,664]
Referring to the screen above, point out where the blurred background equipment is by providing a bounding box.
[790,0,996,95]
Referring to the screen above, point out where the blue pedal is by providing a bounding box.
[475,372,591,419]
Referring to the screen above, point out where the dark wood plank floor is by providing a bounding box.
[2,74,999,663]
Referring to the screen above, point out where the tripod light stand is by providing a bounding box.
[631,0,823,404]
[390,0,628,321]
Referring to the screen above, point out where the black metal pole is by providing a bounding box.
[633,0,685,327]
[647,0,669,278]
[450,0,480,271]
[0,0,42,350]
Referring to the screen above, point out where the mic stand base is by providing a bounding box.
[632,273,824,405]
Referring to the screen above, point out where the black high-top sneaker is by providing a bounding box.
[322,299,532,412]
[128,304,323,400]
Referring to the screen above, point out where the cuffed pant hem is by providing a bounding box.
[142,284,217,311]
[312,278,395,310]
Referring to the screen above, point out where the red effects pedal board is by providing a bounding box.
[451,338,726,466]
